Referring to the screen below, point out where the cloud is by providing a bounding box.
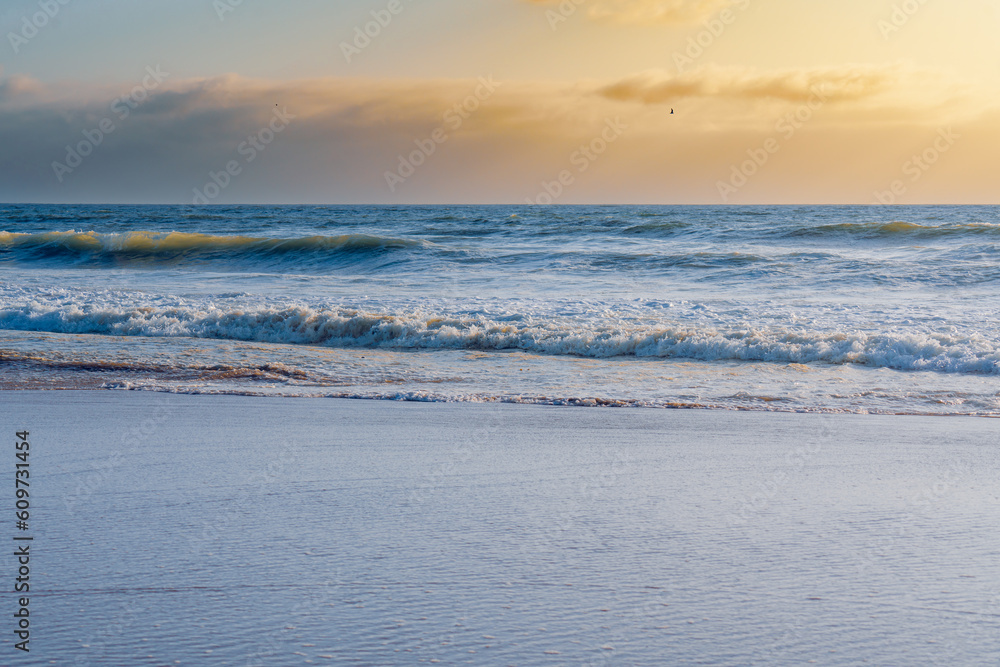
[0,74,600,204]
[0,70,992,204]
[0,75,45,104]
[524,0,741,24]
[596,64,916,105]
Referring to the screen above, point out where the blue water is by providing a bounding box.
[2,204,999,414]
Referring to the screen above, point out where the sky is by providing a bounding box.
[1,0,999,204]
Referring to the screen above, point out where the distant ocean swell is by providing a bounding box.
[2,303,997,375]
[0,229,845,275]
[5,221,1000,269]
[783,220,1000,238]
[621,219,1000,240]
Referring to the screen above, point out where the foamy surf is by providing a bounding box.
[4,203,1000,414]
[2,301,999,374]
[4,328,1000,415]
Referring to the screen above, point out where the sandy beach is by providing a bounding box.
[3,390,997,665]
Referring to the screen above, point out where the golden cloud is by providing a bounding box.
[0,69,990,204]
[596,64,916,104]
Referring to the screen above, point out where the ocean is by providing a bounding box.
[2,204,999,415]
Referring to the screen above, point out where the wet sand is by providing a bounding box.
[2,391,998,665]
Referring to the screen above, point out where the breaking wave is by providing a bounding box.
[0,230,427,270]
[2,303,998,375]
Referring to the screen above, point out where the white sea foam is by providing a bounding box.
[3,302,998,374]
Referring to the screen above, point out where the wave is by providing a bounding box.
[785,220,1000,239]
[0,229,841,276]
[581,250,774,271]
[622,221,692,236]
[2,303,998,375]
[0,349,312,381]
[87,383,998,416]
[0,230,427,270]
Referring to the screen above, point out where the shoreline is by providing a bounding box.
[5,327,1000,417]
[3,384,999,418]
